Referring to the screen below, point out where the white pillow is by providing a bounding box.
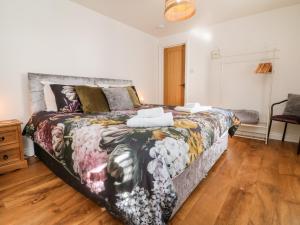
[41,82,58,112]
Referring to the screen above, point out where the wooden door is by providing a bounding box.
[164,44,185,106]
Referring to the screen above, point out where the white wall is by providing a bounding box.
[0,0,159,155]
[159,4,300,143]
[1,0,299,156]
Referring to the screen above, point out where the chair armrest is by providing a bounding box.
[270,99,288,117]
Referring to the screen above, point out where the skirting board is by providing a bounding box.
[237,124,299,143]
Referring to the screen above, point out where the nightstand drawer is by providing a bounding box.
[0,143,19,152]
[0,148,20,166]
[0,127,18,146]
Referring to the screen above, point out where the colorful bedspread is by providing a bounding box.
[23,105,239,225]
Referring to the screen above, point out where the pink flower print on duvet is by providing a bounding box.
[71,124,108,193]
[34,120,53,154]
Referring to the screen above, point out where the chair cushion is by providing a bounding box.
[283,93,300,117]
[272,115,300,124]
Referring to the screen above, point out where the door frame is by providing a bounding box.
[158,40,190,105]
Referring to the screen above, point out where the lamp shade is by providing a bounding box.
[165,0,196,22]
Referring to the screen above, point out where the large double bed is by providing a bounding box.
[23,73,240,225]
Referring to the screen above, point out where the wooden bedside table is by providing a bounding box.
[0,120,28,174]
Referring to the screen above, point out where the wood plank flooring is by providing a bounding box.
[0,137,299,225]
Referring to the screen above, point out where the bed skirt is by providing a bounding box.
[171,132,228,217]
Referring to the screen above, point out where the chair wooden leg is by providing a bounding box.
[282,122,288,142]
[267,119,273,144]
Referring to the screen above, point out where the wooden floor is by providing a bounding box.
[0,137,299,225]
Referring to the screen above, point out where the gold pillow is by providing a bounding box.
[75,86,110,113]
[127,86,141,107]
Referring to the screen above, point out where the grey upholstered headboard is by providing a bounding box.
[28,73,132,113]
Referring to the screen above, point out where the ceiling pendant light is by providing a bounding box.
[164,0,196,22]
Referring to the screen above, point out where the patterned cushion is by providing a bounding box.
[50,84,82,113]
[283,93,300,117]
[102,87,133,111]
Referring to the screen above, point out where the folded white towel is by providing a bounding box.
[136,107,164,118]
[184,103,201,108]
[175,106,212,113]
[127,112,174,127]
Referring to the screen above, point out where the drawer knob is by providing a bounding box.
[3,155,8,160]
[0,136,5,142]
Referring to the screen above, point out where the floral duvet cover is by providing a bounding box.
[23,105,239,225]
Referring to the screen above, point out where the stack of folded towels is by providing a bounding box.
[175,103,212,113]
[127,107,174,127]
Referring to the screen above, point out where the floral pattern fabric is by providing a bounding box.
[50,84,82,112]
[23,105,240,225]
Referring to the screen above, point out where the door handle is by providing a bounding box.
[180,84,185,87]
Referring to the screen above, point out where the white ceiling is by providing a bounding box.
[70,0,300,37]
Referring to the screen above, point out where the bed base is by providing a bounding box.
[171,132,228,217]
[34,132,228,222]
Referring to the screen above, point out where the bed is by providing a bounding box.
[23,73,240,225]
